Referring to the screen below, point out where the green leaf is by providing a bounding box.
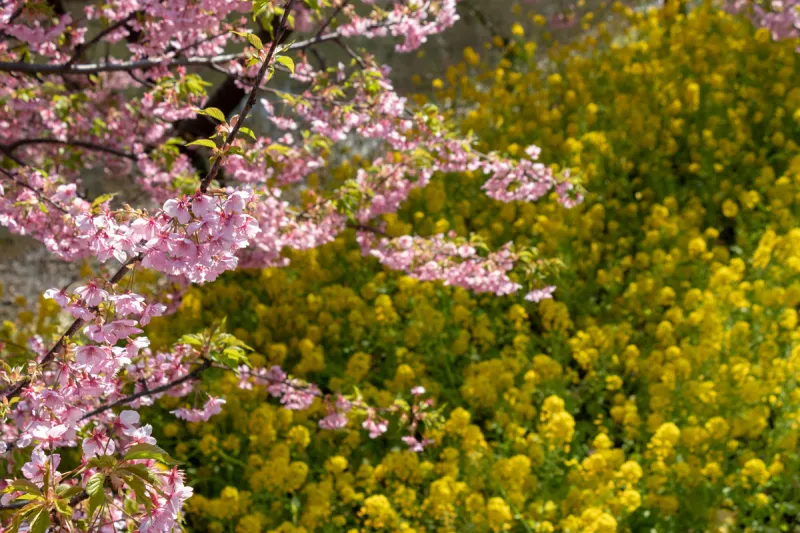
[246,33,264,50]
[118,464,158,484]
[11,493,42,503]
[88,488,105,520]
[196,107,226,123]
[29,509,50,533]
[9,479,42,495]
[186,138,218,149]
[56,485,85,498]
[266,144,290,156]
[55,497,73,515]
[177,333,204,347]
[124,443,178,465]
[91,192,118,209]
[86,473,105,497]
[274,55,295,74]
[125,475,150,508]
[8,512,22,533]
[88,455,118,469]
[239,127,257,141]
[37,202,49,214]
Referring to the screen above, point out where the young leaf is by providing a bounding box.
[91,192,118,209]
[197,107,226,123]
[125,475,150,507]
[85,473,105,497]
[56,485,84,499]
[118,464,158,484]
[124,443,178,465]
[9,479,42,495]
[274,55,295,74]
[88,489,105,520]
[177,333,205,347]
[186,139,218,149]
[246,33,264,50]
[29,508,50,533]
[239,127,257,141]
[87,455,118,469]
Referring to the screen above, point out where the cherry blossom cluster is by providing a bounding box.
[339,0,460,52]
[239,365,438,451]
[359,231,525,296]
[481,144,584,207]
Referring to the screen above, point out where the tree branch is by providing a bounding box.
[0,27,345,76]
[0,167,69,215]
[66,12,141,66]
[80,359,212,421]
[199,0,296,193]
[4,139,136,160]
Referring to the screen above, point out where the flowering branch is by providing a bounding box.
[2,139,136,160]
[200,0,296,193]
[80,359,212,421]
[0,167,69,215]
[0,489,88,512]
[0,26,359,76]
[1,254,141,401]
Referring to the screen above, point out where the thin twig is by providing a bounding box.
[199,0,296,193]
[80,359,212,420]
[4,138,136,160]
[66,12,140,66]
[314,0,350,40]
[0,26,344,76]
[0,167,69,214]
[334,38,366,68]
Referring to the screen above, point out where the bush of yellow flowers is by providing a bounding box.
[6,0,800,531]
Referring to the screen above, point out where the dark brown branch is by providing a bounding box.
[348,223,388,236]
[335,38,367,68]
[199,0,296,193]
[4,139,136,160]
[80,359,212,421]
[0,28,344,76]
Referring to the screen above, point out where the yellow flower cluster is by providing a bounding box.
[3,1,794,532]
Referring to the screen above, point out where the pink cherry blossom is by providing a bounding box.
[22,447,61,485]
[525,286,557,303]
[74,281,109,307]
[362,412,389,439]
